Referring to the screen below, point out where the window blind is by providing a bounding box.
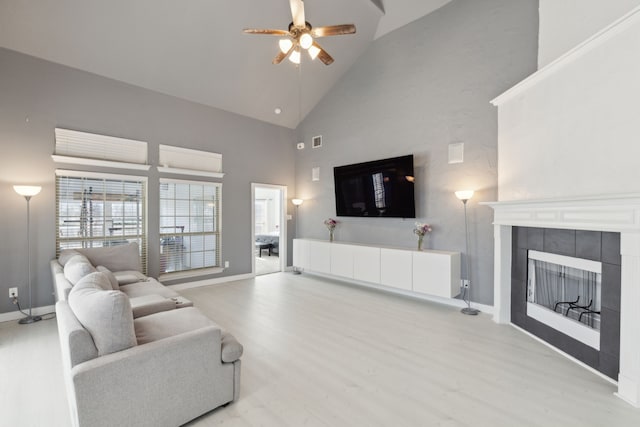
[159,179,221,274]
[158,145,222,173]
[56,171,148,274]
[55,128,148,165]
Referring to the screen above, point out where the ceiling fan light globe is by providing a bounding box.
[279,38,294,54]
[289,49,301,64]
[299,33,313,50]
[308,45,321,60]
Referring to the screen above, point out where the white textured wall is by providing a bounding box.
[295,0,538,305]
[496,7,640,202]
[538,0,640,67]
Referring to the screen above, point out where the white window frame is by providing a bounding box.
[55,169,148,273]
[158,178,223,280]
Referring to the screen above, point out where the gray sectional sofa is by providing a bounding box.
[52,243,242,427]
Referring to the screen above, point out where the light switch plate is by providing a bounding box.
[312,167,320,181]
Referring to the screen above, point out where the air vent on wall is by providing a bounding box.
[312,135,323,148]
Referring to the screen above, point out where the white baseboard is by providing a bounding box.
[167,273,256,291]
[0,305,56,324]
[303,271,494,315]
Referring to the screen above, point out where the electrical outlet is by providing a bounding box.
[224,261,229,268]
[461,280,470,289]
[9,287,18,299]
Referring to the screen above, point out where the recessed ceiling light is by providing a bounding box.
[274,108,282,115]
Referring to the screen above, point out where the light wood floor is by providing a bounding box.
[2,273,640,426]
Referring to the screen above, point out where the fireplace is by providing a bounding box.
[527,250,602,350]
[484,194,640,407]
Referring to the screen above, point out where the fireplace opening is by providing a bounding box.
[527,250,602,350]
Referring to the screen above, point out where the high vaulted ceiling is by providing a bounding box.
[0,0,451,128]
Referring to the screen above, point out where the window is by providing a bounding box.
[159,179,221,275]
[56,171,147,273]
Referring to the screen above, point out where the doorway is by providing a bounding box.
[251,183,287,276]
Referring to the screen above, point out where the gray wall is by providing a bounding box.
[294,0,539,305]
[0,48,296,315]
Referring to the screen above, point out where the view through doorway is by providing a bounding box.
[252,184,286,276]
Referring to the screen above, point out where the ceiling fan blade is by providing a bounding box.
[311,24,357,38]
[243,28,291,36]
[273,44,296,65]
[289,0,306,28]
[312,41,334,65]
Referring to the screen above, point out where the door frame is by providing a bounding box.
[251,183,287,275]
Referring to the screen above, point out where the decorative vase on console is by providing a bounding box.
[324,218,338,242]
[413,222,432,251]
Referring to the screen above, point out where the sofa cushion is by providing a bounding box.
[68,272,137,356]
[63,255,97,285]
[76,242,142,273]
[96,266,120,291]
[134,307,216,345]
[129,294,175,318]
[119,278,179,299]
[113,270,147,285]
[221,332,244,363]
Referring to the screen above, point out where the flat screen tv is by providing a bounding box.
[333,155,416,218]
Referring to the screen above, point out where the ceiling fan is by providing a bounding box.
[243,0,356,65]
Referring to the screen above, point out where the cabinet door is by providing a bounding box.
[307,240,331,274]
[380,248,413,290]
[330,244,354,278]
[353,246,381,284]
[412,251,461,298]
[293,239,309,269]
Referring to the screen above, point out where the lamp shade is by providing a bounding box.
[279,38,293,54]
[13,185,42,197]
[455,190,474,201]
[288,48,301,64]
[292,198,304,206]
[299,33,313,50]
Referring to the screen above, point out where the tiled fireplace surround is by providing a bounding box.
[486,195,640,407]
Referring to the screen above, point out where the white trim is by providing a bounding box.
[159,267,225,282]
[159,177,222,187]
[166,273,255,291]
[481,193,640,232]
[491,5,640,106]
[0,305,56,324]
[510,323,616,386]
[527,302,600,350]
[157,166,224,179]
[528,250,602,274]
[303,270,494,315]
[52,155,151,171]
[55,169,149,182]
[251,183,288,275]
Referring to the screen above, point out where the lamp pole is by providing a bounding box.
[14,185,43,324]
[455,190,479,316]
[292,199,303,274]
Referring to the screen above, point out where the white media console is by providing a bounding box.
[293,239,461,299]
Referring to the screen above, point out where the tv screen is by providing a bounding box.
[333,155,416,218]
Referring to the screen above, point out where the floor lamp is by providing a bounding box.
[292,198,304,274]
[455,190,480,316]
[14,185,43,324]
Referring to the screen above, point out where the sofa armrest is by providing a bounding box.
[70,326,235,427]
[129,295,175,318]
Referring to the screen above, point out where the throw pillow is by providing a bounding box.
[68,272,137,356]
[96,266,120,291]
[58,249,81,266]
[63,255,96,285]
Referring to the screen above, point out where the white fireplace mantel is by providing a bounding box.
[484,194,640,408]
